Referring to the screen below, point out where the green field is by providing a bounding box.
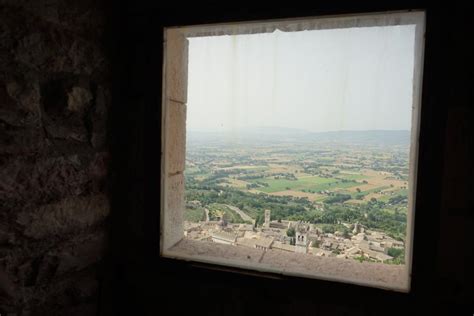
[218,165,269,171]
[252,175,361,193]
[360,185,391,195]
[338,173,368,180]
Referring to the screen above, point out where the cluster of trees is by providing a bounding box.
[324,193,352,204]
[184,207,206,222]
[246,181,269,189]
[335,178,358,183]
[388,194,408,205]
[199,173,229,186]
[282,202,406,241]
[237,173,266,180]
[371,163,409,176]
[186,176,312,223]
[316,224,350,238]
[253,214,265,227]
[386,247,405,264]
[186,172,407,242]
[302,168,320,176]
[286,227,296,237]
[273,173,297,180]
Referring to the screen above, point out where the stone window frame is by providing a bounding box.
[160,10,425,292]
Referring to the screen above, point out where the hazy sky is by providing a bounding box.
[187,25,416,133]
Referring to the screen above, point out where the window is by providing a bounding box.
[161,11,425,292]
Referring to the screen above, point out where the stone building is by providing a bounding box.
[295,229,309,254]
[211,231,238,245]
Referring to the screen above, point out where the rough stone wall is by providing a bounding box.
[0,1,110,315]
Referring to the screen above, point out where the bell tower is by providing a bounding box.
[295,230,308,254]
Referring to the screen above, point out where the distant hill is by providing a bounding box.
[309,130,411,146]
[187,128,410,147]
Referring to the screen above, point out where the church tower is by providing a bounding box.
[295,230,309,254]
[263,209,271,228]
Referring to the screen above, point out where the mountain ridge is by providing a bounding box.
[187,127,411,147]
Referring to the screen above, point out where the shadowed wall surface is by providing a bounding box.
[0,1,110,314]
[1,1,473,316]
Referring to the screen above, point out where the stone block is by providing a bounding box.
[0,80,44,154]
[55,233,105,276]
[162,173,184,251]
[17,194,109,239]
[1,155,101,208]
[165,100,186,175]
[165,29,188,104]
[67,86,93,112]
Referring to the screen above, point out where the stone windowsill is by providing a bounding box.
[163,238,409,292]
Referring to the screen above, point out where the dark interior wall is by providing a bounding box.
[0,1,473,316]
[100,2,473,316]
[0,0,110,315]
